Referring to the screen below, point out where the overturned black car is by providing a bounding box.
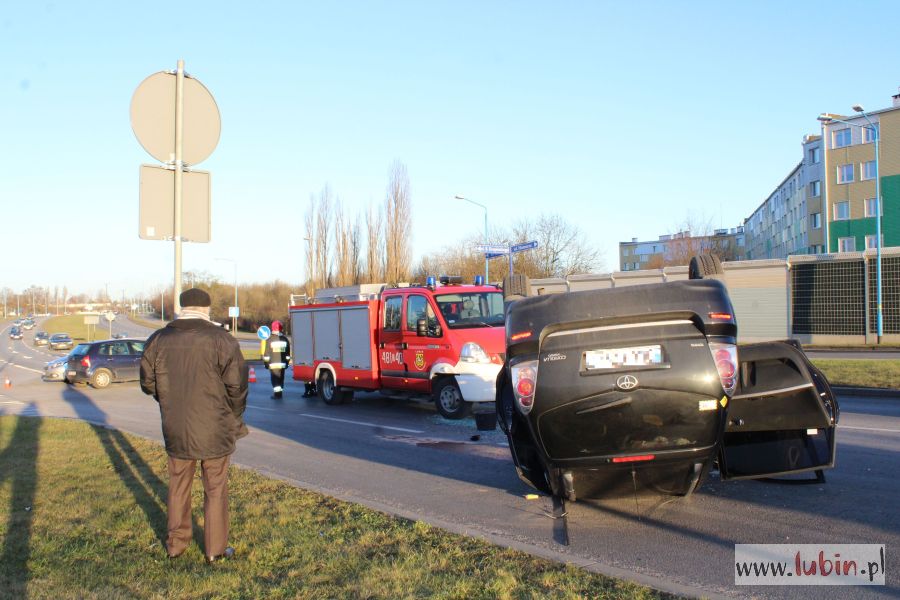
[495,275,838,501]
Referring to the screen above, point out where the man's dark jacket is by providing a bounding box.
[140,318,249,460]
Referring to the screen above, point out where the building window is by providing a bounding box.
[865,197,882,217]
[866,235,883,249]
[864,124,879,143]
[861,160,877,181]
[838,237,856,252]
[834,202,850,220]
[811,213,821,229]
[837,164,854,184]
[833,128,851,148]
[808,147,821,164]
[809,180,821,197]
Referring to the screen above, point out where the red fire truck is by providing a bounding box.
[288,277,506,418]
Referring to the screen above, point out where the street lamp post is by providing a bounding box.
[818,107,883,343]
[216,258,239,335]
[455,195,489,282]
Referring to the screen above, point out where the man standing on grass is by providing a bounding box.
[139,288,248,564]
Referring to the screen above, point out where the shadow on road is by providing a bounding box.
[0,405,41,596]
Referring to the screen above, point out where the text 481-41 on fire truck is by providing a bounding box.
[289,276,506,419]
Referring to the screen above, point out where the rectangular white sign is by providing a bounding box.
[735,544,885,586]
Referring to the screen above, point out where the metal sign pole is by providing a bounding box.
[173,59,185,314]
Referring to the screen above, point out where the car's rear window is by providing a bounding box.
[71,343,91,356]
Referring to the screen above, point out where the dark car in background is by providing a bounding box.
[49,333,74,351]
[9,326,24,340]
[66,339,145,388]
[34,331,50,346]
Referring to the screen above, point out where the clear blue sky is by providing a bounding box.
[3,1,900,299]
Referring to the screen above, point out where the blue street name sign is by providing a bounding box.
[511,240,539,253]
[485,252,507,260]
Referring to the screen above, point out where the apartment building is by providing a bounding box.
[743,133,825,261]
[818,94,900,253]
[619,228,745,271]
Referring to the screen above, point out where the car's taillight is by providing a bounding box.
[510,360,538,415]
[81,356,90,369]
[708,342,737,396]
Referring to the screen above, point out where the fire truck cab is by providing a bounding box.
[289,276,506,419]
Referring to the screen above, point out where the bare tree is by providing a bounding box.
[349,214,363,284]
[365,202,384,283]
[512,214,603,277]
[333,199,357,286]
[304,199,315,297]
[647,212,739,268]
[315,186,334,288]
[383,161,412,283]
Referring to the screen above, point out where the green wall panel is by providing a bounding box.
[829,173,900,251]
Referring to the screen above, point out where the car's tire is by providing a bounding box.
[688,254,724,279]
[90,369,112,389]
[317,371,347,405]
[503,274,531,301]
[433,377,470,420]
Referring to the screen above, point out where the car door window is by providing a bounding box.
[128,341,145,355]
[98,343,113,356]
[383,296,402,331]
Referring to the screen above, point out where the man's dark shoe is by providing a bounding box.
[270,394,282,400]
[206,546,235,564]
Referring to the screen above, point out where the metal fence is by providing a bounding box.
[531,247,900,345]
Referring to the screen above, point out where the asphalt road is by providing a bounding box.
[1,319,898,599]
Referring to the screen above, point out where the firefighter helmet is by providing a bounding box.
[271,320,283,332]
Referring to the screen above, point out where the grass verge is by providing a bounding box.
[0,416,667,600]
[812,359,900,389]
[40,314,115,342]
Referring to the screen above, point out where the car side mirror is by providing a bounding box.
[417,318,427,337]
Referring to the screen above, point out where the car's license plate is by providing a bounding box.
[66,371,76,376]
[584,345,662,370]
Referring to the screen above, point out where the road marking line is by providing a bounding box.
[841,425,900,434]
[298,412,424,434]
[11,365,43,374]
[246,405,425,433]
[0,400,25,406]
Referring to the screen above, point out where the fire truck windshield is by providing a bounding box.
[435,292,505,329]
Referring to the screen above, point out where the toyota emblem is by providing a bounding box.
[616,375,639,390]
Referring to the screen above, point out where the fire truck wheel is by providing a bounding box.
[318,371,346,405]
[434,377,470,420]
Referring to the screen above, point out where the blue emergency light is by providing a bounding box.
[426,276,436,288]
[474,275,484,286]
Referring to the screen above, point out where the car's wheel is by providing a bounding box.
[317,371,346,405]
[90,369,112,389]
[688,254,724,279]
[433,377,470,420]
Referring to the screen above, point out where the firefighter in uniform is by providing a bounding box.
[262,320,290,399]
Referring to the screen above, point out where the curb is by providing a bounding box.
[834,386,899,399]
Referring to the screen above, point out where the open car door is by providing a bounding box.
[720,340,839,480]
